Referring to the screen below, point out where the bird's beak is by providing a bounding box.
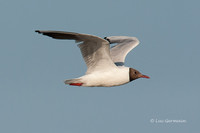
[139,74,150,79]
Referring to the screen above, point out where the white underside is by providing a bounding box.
[77,67,130,87]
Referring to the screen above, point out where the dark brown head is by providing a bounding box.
[129,68,150,81]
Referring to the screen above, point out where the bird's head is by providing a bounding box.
[129,68,150,81]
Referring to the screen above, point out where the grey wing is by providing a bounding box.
[105,36,140,66]
[36,30,117,74]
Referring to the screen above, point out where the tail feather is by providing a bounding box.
[64,78,82,85]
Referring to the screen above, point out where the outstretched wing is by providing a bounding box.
[105,36,140,66]
[36,30,117,74]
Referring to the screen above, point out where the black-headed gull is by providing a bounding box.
[35,30,149,87]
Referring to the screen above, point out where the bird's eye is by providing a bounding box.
[135,71,137,74]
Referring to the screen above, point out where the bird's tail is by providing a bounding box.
[64,78,83,86]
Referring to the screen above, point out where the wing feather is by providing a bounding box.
[105,36,140,66]
[36,30,117,73]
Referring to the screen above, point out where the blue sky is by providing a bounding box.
[0,0,200,133]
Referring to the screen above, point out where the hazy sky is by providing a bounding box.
[0,0,200,133]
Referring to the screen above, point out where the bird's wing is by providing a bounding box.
[105,36,140,66]
[36,30,117,74]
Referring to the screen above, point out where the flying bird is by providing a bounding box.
[35,30,150,87]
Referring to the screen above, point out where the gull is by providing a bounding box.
[35,30,150,87]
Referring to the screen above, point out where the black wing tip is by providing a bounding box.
[35,30,41,34]
[104,37,111,43]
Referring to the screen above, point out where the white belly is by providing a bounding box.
[80,67,130,87]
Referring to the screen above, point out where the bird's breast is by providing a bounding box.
[81,67,130,87]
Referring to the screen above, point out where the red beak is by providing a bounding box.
[140,74,150,79]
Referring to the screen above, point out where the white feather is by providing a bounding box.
[107,36,140,64]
